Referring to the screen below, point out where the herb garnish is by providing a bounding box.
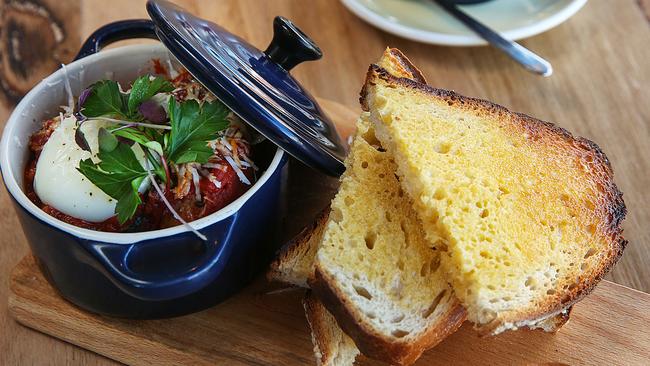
[82,76,174,120]
[127,75,174,116]
[81,80,129,119]
[166,98,230,164]
[74,75,230,225]
[77,131,148,224]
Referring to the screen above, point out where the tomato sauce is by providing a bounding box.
[143,164,253,229]
[152,59,169,76]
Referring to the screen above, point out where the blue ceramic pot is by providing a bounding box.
[0,39,289,318]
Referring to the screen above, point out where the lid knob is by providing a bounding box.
[264,16,322,71]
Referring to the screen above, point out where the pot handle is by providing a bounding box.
[81,214,237,301]
[75,19,158,61]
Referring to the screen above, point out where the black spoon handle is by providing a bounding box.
[435,0,553,76]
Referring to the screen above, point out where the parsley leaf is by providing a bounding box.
[165,99,230,164]
[112,127,164,155]
[112,127,167,182]
[77,142,148,224]
[82,80,128,119]
[127,75,174,116]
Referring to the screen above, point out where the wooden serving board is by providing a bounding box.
[7,99,650,365]
[9,256,650,366]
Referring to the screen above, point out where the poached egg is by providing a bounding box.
[34,116,149,223]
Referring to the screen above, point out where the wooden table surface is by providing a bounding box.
[1,1,649,364]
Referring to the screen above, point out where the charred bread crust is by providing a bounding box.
[360,48,426,111]
[386,48,427,84]
[267,206,330,286]
[481,305,573,336]
[310,265,466,366]
[303,291,329,365]
[361,64,627,333]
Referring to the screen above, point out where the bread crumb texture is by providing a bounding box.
[316,115,457,342]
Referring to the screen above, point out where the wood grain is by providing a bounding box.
[9,255,650,366]
[1,0,649,364]
[0,0,80,105]
[638,0,650,23]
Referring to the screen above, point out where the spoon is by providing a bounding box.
[433,0,553,77]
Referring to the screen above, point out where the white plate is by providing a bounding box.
[341,0,587,46]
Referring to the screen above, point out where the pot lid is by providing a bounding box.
[146,0,346,176]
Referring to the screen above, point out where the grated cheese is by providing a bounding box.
[190,165,202,202]
[60,64,75,116]
[203,162,226,170]
[225,155,251,185]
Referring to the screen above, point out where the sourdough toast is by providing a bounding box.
[307,49,466,365]
[362,62,626,334]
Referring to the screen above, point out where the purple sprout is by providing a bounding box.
[74,111,87,123]
[138,100,168,124]
[73,111,90,151]
[74,128,91,152]
[78,87,91,109]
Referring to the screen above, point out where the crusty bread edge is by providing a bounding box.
[526,306,573,333]
[267,206,330,288]
[360,48,426,111]
[384,47,427,84]
[303,291,360,366]
[310,265,466,366]
[361,64,627,334]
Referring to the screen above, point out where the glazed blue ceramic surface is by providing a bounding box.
[11,155,286,318]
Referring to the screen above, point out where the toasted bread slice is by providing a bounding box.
[362,63,626,334]
[268,207,330,287]
[310,114,466,366]
[304,292,361,366]
[307,49,465,366]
